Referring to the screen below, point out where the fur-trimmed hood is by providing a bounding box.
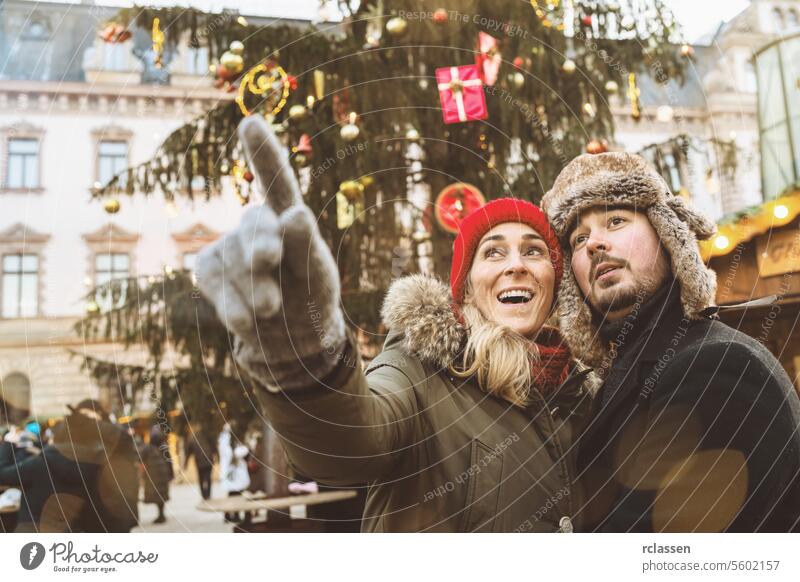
[541,152,718,368]
[380,274,465,369]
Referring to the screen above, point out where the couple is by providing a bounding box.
[197,117,800,532]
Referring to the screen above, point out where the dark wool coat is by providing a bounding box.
[254,275,597,532]
[141,435,173,504]
[0,413,140,532]
[576,286,800,532]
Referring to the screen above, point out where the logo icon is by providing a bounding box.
[20,542,46,570]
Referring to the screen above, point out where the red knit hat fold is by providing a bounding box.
[450,198,563,304]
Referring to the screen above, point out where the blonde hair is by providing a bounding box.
[449,302,537,406]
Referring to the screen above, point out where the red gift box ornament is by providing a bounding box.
[436,65,488,124]
[476,32,501,87]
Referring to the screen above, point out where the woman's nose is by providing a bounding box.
[503,252,527,274]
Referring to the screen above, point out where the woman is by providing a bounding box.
[141,426,173,524]
[197,117,596,532]
[217,424,250,523]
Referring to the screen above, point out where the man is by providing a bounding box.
[184,422,217,501]
[542,152,800,532]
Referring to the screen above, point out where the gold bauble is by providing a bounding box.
[512,72,525,89]
[605,80,619,94]
[103,198,121,214]
[386,16,408,37]
[294,153,309,167]
[339,180,365,201]
[229,40,245,55]
[340,123,361,142]
[220,51,244,74]
[288,104,308,121]
[680,43,695,58]
[562,59,577,74]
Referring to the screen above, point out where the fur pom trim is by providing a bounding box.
[380,275,465,367]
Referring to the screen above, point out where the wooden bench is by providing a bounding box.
[198,490,358,532]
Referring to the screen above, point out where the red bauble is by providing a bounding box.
[581,15,594,26]
[586,139,609,155]
[513,56,524,69]
[433,9,448,23]
[434,183,486,234]
[215,64,238,82]
[244,171,254,183]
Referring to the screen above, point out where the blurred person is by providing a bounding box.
[217,424,250,522]
[141,425,174,524]
[0,399,139,532]
[246,431,265,495]
[195,117,597,532]
[542,152,800,532]
[183,422,217,500]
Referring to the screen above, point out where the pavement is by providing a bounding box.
[132,481,232,533]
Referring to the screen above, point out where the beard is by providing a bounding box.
[590,278,643,314]
[587,258,669,318]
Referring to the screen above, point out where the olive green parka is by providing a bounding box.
[254,275,596,532]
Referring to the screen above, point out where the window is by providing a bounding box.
[5,138,40,189]
[103,42,129,72]
[789,9,800,29]
[95,252,129,285]
[97,140,128,187]
[2,254,38,318]
[184,46,209,76]
[182,252,197,271]
[95,252,129,309]
[773,7,785,32]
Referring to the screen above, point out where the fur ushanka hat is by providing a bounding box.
[541,152,718,368]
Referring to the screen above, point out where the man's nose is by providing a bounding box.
[586,234,609,257]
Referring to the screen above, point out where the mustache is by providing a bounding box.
[590,252,629,284]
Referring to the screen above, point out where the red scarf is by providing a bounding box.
[530,326,571,397]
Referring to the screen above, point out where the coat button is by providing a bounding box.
[558,516,573,533]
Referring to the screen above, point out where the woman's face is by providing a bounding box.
[467,222,555,338]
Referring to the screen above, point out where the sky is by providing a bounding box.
[661,0,751,42]
[51,0,753,44]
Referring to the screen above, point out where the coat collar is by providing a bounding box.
[380,275,465,368]
[380,275,602,396]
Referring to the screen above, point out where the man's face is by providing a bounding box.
[467,222,555,338]
[569,206,670,321]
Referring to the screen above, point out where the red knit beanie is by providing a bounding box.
[450,198,563,304]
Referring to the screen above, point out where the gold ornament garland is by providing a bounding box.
[152,17,165,68]
[236,62,291,118]
[529,0,566,31]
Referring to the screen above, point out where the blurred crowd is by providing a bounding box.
[0,399,262,533]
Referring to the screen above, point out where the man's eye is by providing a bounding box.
[609,216,626,227]
[572,234,588,248]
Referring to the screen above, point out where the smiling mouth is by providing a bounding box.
[497,290,534,304]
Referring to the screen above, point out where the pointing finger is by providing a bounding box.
[238,116,303,214]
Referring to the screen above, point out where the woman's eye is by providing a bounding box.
[484,247,501,258]
[524,246,545,256]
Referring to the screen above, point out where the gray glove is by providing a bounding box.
[195,116,346,391]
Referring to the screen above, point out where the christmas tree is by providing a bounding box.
[81,0,688,427]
